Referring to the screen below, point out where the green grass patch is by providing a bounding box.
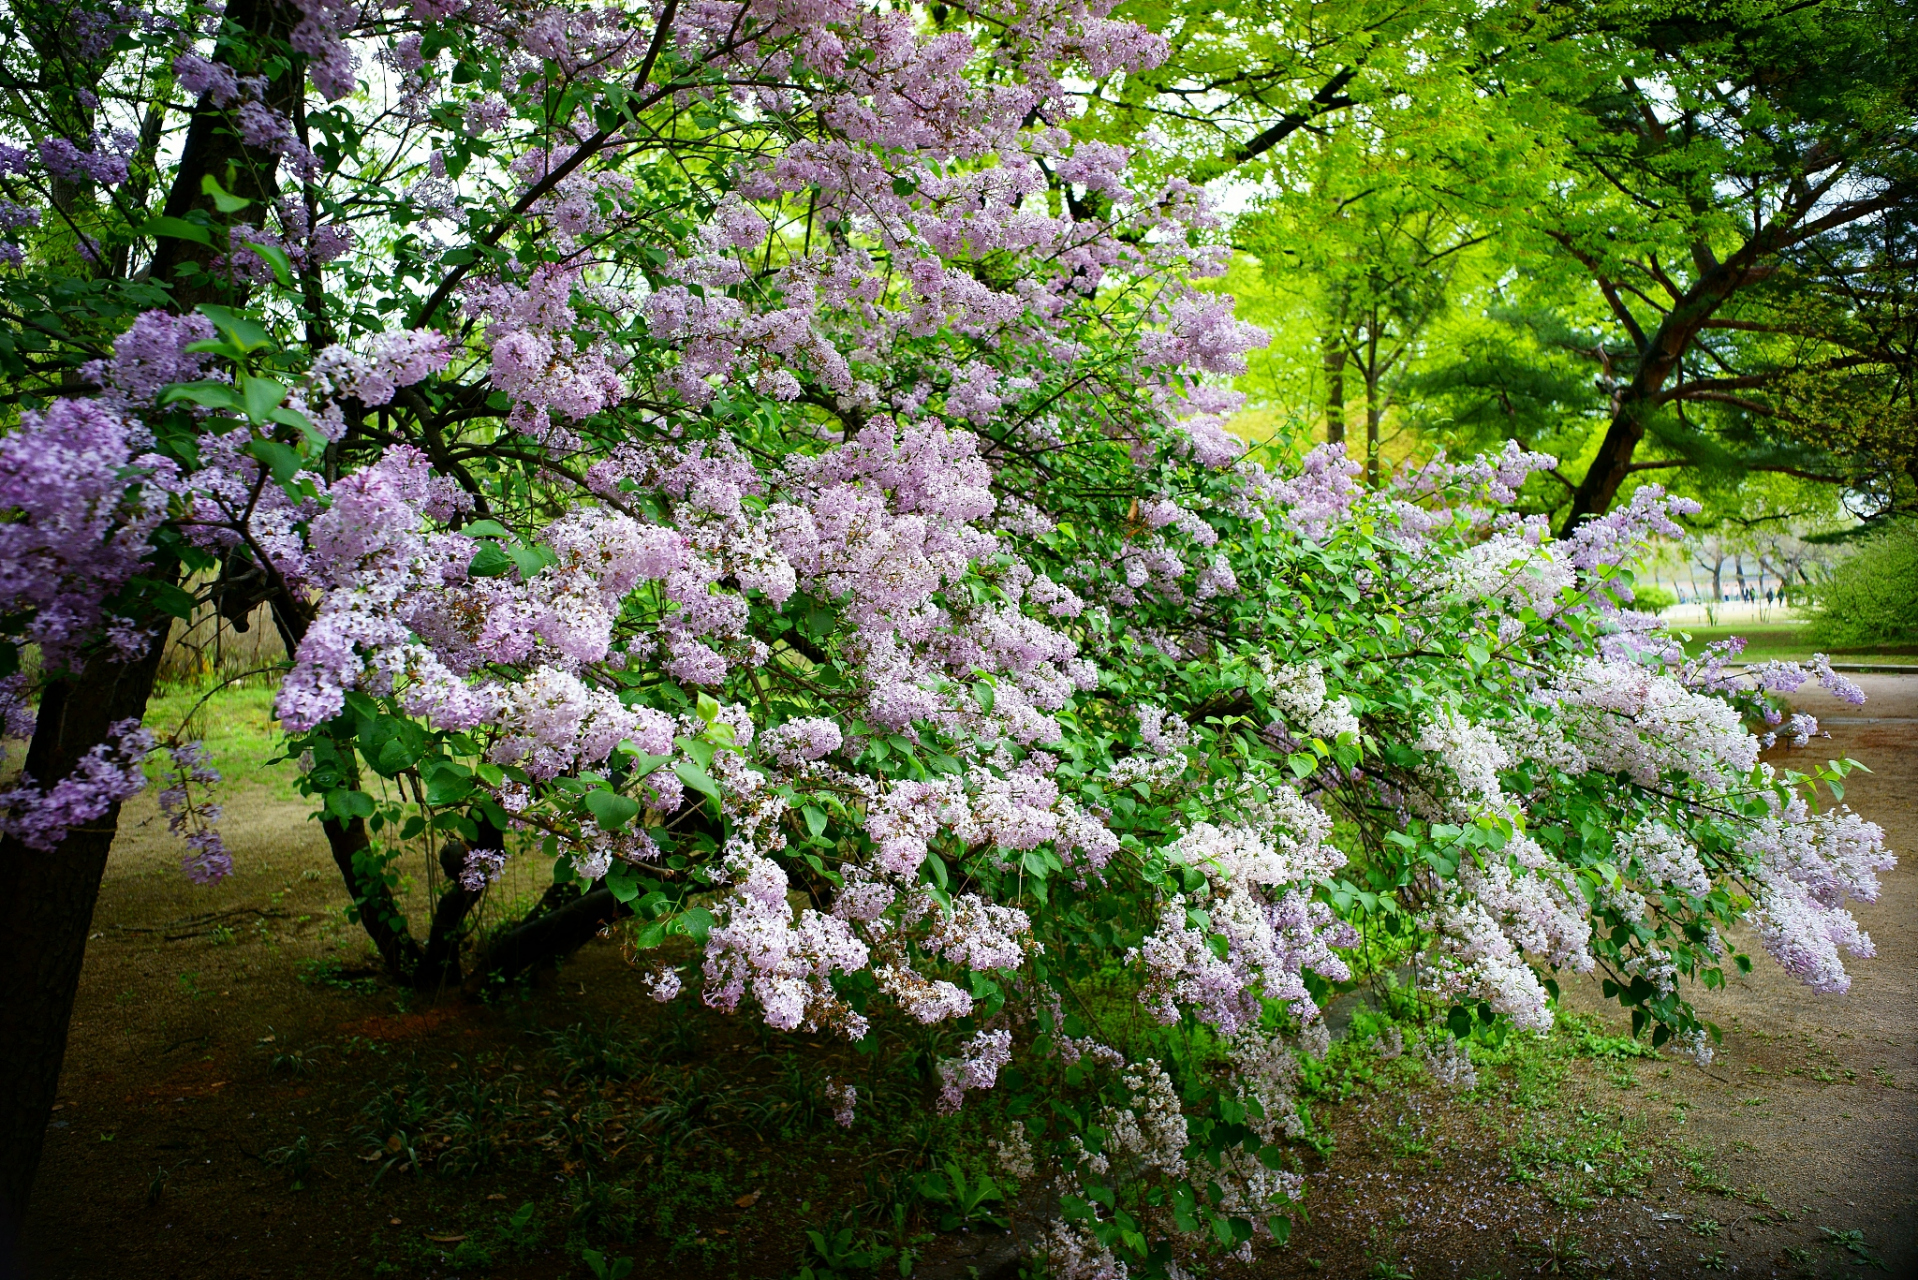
[143,678,301,795]
[1667,624,1918,666]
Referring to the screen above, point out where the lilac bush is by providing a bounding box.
[0,0,1895,1267]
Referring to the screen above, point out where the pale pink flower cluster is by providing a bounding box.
[0,718,153,852]
[1614,820,1711,898]
[458,846,507,892]
[1414,708,1512,818]
[1420,1036,1479,1091]
[937,1027,1012,1113]
[0,399,181,663]
[1744,798,1893,994]
[825,1078,857,1128]
[1429,834,1593,1032]
[1446,532,1574,613]
[702,848,871,1035]
[466,265,630,447]
[1262,661,1360,742]
[1546,656,1757,788]
[308,329,455,411]
[862,764,1116,880]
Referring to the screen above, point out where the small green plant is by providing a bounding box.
[915,1161,1007,1232]
[1697,1249,1729,1271]
[581,1248,634,1280]
[270,1043,326,1076]
[1818,1228,1887,1270]
[1679,1144,1733,1195]
[545,1018,642,1083]
[210,924,237,945]
[263,1133,315,1189]
[799,1217,897,1279]
[1691,1218,1720,1237]
[1511,1231,1586,1275]
[499,1201,542,1253]
[297,957,381,995]
[565,1172,636,1241]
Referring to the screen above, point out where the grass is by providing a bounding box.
[142,677,304,797]
[1664,622,1918,667]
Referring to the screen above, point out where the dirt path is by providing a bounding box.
[1619,673,1918,1272]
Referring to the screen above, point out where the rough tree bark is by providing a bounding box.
[0,627,170,1251]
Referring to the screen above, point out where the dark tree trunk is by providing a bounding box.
[415,818,506,992]
[1321,325,1346,446]
[322,801,426,983]
[1363,328,1382,488]
[0,628,170,1252]
[1557,244,1779,535]
[467,884,632,992]
[148,0,302,311]
[0,0,298,1233]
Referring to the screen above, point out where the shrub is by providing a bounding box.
[1806,521,1918,647]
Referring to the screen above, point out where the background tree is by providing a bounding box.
[1087,0,1917,528]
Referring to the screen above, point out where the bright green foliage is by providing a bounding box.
[1806,521,1918,647]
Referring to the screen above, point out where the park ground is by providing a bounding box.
[14,671,1918,1280]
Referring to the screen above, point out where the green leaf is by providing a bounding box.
[505,542,551,580]
[245,438,303,484]
[422,763,472,806]
[604,861,641,903]
[585,788,640,832]
[200,172,253,213]
[467,541,515,577]
[461,519,513,539]
[196,304,274,353]
[1465,642,1490,667]
[326,789,377,821]
[623,750,672,779]
[803,805,828,839]
[241,375,289,423]
[972,679,996,713]
[1287,752,1317,779]
[674,760,722,802]
[128,577,197,620]
[242,239,295,288]
[143,215,213,246]
[158,380,242,411]
[675,906,715,942]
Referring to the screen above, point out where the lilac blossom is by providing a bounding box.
[458,846,508,892]
[0,719,152,851]
[936,1028,1012,1112]
[0,398,179,664]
